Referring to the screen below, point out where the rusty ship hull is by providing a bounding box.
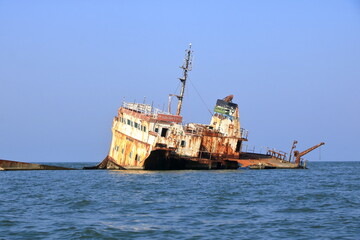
[90,95,315,170]
[87,45,323,170]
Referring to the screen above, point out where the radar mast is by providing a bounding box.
[176,44,193,115]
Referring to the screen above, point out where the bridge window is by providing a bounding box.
[181,140,186,147]
[161,128,168,137]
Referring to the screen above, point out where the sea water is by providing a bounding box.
[0,162,359,239]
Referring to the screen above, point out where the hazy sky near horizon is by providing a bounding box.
[1,0,359,162]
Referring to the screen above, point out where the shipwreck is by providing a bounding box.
[86,44,324,170]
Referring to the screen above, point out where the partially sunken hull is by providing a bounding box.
[237,153,304,169]
[87,45,322,171]
[90,148,303,171]
[0,159,74,171]
[91,153,302,170]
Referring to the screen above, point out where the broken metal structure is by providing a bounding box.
[0,159,74,171]
[87,45,324,170]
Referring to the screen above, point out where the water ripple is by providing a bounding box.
[0,162,359,239]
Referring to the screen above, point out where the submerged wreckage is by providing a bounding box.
[87,45,324,170]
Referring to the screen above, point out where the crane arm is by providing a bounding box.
[294,142,325,165]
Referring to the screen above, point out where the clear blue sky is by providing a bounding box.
[1,0,359,162]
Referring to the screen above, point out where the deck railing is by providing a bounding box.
[240,128,248,140]
[242,145,270,154]
[267,149,288,161]
[122,102,167,116]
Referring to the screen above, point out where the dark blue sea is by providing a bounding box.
[1,162,359,239]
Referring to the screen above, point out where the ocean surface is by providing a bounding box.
[0,161,359,240]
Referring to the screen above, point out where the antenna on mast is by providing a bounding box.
[175,43,193,115]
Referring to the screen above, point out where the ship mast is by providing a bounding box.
[176,44,193,115]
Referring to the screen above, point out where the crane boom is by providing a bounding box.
[294,142,325,165]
